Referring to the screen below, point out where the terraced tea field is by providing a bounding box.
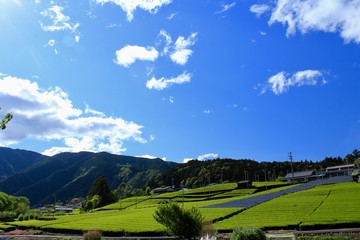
[3,179,359,236]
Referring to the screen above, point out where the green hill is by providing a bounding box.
[0,147,46,180]
[0,149,177,206]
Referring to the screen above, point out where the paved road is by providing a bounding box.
[205,175,352,209]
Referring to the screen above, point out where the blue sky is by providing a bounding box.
[0,0,359,163]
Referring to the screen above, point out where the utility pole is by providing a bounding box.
[289,152,294,183]
[182,186,184,209]
[263,170,267,190]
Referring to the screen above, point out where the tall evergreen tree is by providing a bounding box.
[87,176,116,207]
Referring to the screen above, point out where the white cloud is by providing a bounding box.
[167,12,177,20]
[267,0,360,44]
[157,30,173,55]
[44,39,56,47]
[250,4,270,18]
[198,153,219,161]
[216,2,236,14]
[114,45,159,67]
[137,154,166,161]
[183,158,194,163]
[105,23,121,28]
[203,109,213,114]
[169,96,174,103]
[260,70,325,95]
[95,0,172,22]
[44,39,58,54]
[75,35,80,43]
[170,32,198,65]
[146,72,191,90]
[0,75,146,156]
[40,5,80,33]
[184,153,219,163]
[84,104,105,117]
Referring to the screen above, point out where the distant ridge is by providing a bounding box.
[0,147,47,179]
[0,147,177,206]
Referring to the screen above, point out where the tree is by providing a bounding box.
[231,226,266,240]
[354,159,360,168]
[198,168,210,187]
[153,202,204,240]
[0,111,12,130]
[90,195,101,209]
[87,176,116,207]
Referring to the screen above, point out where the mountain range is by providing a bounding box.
[0,147,177,206]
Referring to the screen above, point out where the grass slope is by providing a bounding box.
[5,181,359,236]
[214,182,360,231]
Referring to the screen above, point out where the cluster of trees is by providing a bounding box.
[81,176,153,212]
[0,192,29,220]
[81,176,117,212]
[152,150,360,189]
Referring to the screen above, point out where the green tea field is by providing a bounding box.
[2,180,360,236]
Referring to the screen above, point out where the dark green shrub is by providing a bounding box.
[55,211,66,216]
[83,230,102,240]
[153,202,204,240]
[18,213,23,221]
[231,226,266,240]
[23,214,29,221]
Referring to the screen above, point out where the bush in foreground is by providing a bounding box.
[154,202,204,240]
[231,226,266,240]
[83,230,102,240]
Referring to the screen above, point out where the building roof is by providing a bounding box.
[326,164,355,172]
[284,170,315,179]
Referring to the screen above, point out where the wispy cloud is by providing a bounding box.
[170,32,198,65]
[84,104,105,117]
[137,154,166,161]
[114,45,159,67]
[40,5,80,33]
[250,4,270,18]
[44,39,55,47]
[167,12,177,20]
[215,2,236,14]
[0,75,147,156]
[157,30,173,55]
[157,30,198,65]
[183,158,194,163]
[198,153,219,161]
[203,109,213,114]
[254,0,360,44]
[259,70,326,95]
[146,72,191,90]
[95,0,172,22]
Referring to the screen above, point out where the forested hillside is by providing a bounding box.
[0,147,359,207]
[0,147,47,180]
[0,148,177,206]
[153,149,360,189]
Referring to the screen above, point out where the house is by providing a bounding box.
[283,170,316,182]
[326,164,354,177]
[153,186,175,195]
[237,180,252,189]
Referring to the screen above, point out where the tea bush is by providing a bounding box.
[231,226,266,240]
